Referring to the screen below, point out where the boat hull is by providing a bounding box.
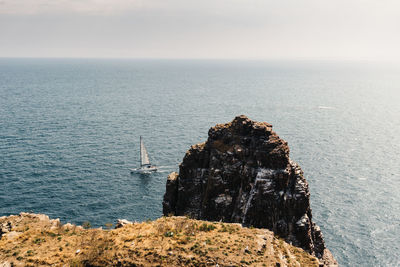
[130,166,157,173]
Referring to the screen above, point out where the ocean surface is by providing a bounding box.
[1,59,399,266]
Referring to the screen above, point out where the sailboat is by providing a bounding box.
[130,136,157,173]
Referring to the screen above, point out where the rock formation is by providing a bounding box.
[163,115,337,266]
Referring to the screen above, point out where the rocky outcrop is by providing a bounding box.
[0,221,12,240]
[115,219,134,229]
[163,115,337,266]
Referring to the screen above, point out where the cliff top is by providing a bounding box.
[0,213,319,266]
[211,115,273,134]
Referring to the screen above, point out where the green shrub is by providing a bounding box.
[33,238,45,244]
[164,231,174,237]
[46,231,57,237]
[199,223,216,232]
[26,250,34,256]
[82,221,91,229]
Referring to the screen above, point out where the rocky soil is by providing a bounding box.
[163,115,337,266]
[0,213,319,266]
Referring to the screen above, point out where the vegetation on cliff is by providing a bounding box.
[0,213,319,267]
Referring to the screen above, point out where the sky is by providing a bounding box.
[0,0,399,60]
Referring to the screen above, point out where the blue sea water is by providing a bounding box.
[0,58,399,266]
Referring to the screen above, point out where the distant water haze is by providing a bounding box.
[1,59,399,266]
[1,0,400,60]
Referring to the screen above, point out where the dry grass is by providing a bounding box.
[0,213,319,266]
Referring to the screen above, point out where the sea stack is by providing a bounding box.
[163,115,337,266]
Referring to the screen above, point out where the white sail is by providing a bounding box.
[140,137,151,166]
[130,136,157,173]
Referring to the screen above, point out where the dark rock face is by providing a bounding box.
[163,115,337,265]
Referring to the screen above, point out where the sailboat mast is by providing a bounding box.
[140,136,142,167]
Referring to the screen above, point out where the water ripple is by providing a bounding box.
[1,59,400,267]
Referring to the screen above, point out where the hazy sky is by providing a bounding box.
[1,0,399,59]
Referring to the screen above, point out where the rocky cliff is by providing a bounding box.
[0,213,320,266]
[163,115,337,266]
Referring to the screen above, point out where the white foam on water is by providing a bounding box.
[318,106,335,109]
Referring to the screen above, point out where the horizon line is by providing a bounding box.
[1,56,400,63]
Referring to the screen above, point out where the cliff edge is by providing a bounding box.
[163,115,337,266]
[0,213,319,266]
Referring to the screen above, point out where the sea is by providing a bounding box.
[0,58,399,266]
